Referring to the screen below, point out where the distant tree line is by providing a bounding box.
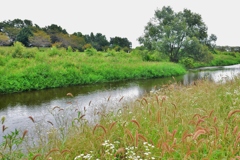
[215,46,240,52]
[0,19,132,52]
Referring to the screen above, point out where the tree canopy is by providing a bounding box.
[110,36,132,52]
[138,6,217,62]
[0,19,132,52]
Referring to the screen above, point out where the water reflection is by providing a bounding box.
[183,64,240,85]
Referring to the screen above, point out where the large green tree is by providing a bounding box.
[138,6,216,62]
[29,30,51,47]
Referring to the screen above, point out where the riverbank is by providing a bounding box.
[1,74,240,159]
[192,50,240,68]
[0,45,186,94]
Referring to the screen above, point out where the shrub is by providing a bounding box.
[12,41,25,58]
[67,46,73,52]
[84,47,97,56]
[179,57,194,68]
[49,46,60,56]
[22,47,37,58]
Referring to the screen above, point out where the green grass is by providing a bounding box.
[1,76,240,159]
[193,50,240,68]
[0,45,186,94]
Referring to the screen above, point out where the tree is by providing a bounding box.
[0,32,11,46]
[0,19,34,43]
[73,32,83,37]
[16,27,33,46]
[183,37,213,62]
[110,36,132,51]
[29,30,51,47]
[43,24,68,35]
[62,34,86,51]
[138,6,216,62]
[43,24,68,44]
[1,27,20,43]
[93,33,109,51]
[205,34,217,50]
[84,32,109,51]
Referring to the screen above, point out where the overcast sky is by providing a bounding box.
[1,0,239,48]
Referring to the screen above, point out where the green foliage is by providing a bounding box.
[139,6,215,63]
[1,117,26,160]
[110,36,132,49]
[113,45,121,52]
[29,30,51,47]
[183,37,213,63]
[84,47,97,56]
[0,32,11,46]
[12,41,25,58]
[132,48,169,62]
[217,51,237,57]
[0,19,135,52]
[3,45,240,94]
[210,54,240,66]
[16,27,33,46]
[22,47,37,58]
[102,49,116,57]
[44,24,68,35]
[0,46,186,94]
[11,42,35,58]
[179,57,194,68]
[49,46,62,56]
[67,46,73,52]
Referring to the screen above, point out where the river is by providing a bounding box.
[1,64,240,142]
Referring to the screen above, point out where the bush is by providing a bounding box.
[84,47,97,56]
[12,42,25,58]
[49,46,59,57]
[67,46,73,52]
[22,47,37,58]
[179,57,194,68]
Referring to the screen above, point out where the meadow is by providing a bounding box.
[0,42,186,94]
[1,75,240,159]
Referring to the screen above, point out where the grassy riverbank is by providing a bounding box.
[192,50,240,68]
[1,76,240,159]
[0,43,186,94]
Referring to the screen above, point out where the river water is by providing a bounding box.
[1,64,240,142]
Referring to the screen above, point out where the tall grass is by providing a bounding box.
[1,76,240,159]
[0,45,186,94]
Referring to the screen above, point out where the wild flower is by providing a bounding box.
[143,142,155,159]
[101,140,116,158]
[125,146,140,159]
[74,153,93,160]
